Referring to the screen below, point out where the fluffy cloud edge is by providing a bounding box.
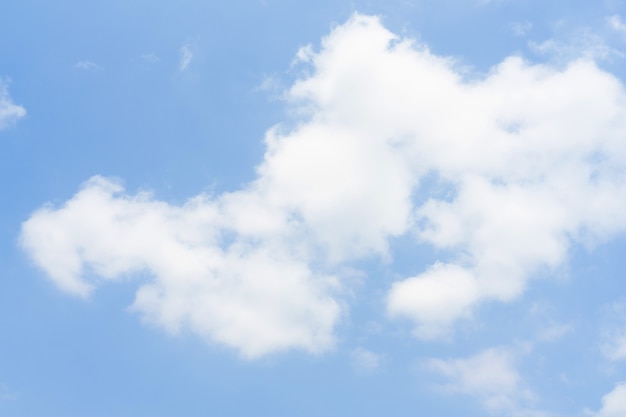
[20,176,342,358]
[588,383,626,417]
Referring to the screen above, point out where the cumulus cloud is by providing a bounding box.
[20,177,339,358]
[20,14,626,355]
[0,81,26,130]
[424,347,545,416]
[588,383,626,417]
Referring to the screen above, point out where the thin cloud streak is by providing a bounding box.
[179,44,193,71]
[74,60,100,70]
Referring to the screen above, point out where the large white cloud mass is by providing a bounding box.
[21,14,626,355]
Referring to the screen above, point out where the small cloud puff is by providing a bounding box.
[0,80,26,130]
[293,44,314,65]
[536,322,572,343]
[350,347,385,372]
[74,60,100,71]
[607,15,626,36]
[511,21,533,37]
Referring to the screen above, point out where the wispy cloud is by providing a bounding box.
[350,347,385,373]
[0,80,26,130]
[511,21,533,37]
[424,347,548,416]
[179,44,193,71]
[536,322,572,343]
[74,60,100,71]
[528,303,573,343]
[607,15,626,36]
[601,300,626,361]
[141,53,160,63]
[529,28,623,62]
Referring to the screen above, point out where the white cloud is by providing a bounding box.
[529,29,623,62]
[21,177,340,358]
[293,44,314,65]
[603,332,626,361]
[528,303,573,343]
[588,383,626,417]
[388,263,479,339]
[424,347,545,416]
[0,81,26,130]
[74,60,100,70]
[601,300,626,361]
[180,44,193,71]
[608,15,626,36]
[21,14,626,355]
[536,322,572,343]
[350,347,384,372]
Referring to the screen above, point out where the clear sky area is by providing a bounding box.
[3,1,626,416]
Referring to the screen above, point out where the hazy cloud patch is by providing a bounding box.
[179,44,193,71]
[607,15,626,37]
[74,60,100,71]
[424,347,548,416]
[350,347,385,372]
[141,53,160,63]
[601,300,626,361]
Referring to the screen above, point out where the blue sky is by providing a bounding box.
[3,1,626,416]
